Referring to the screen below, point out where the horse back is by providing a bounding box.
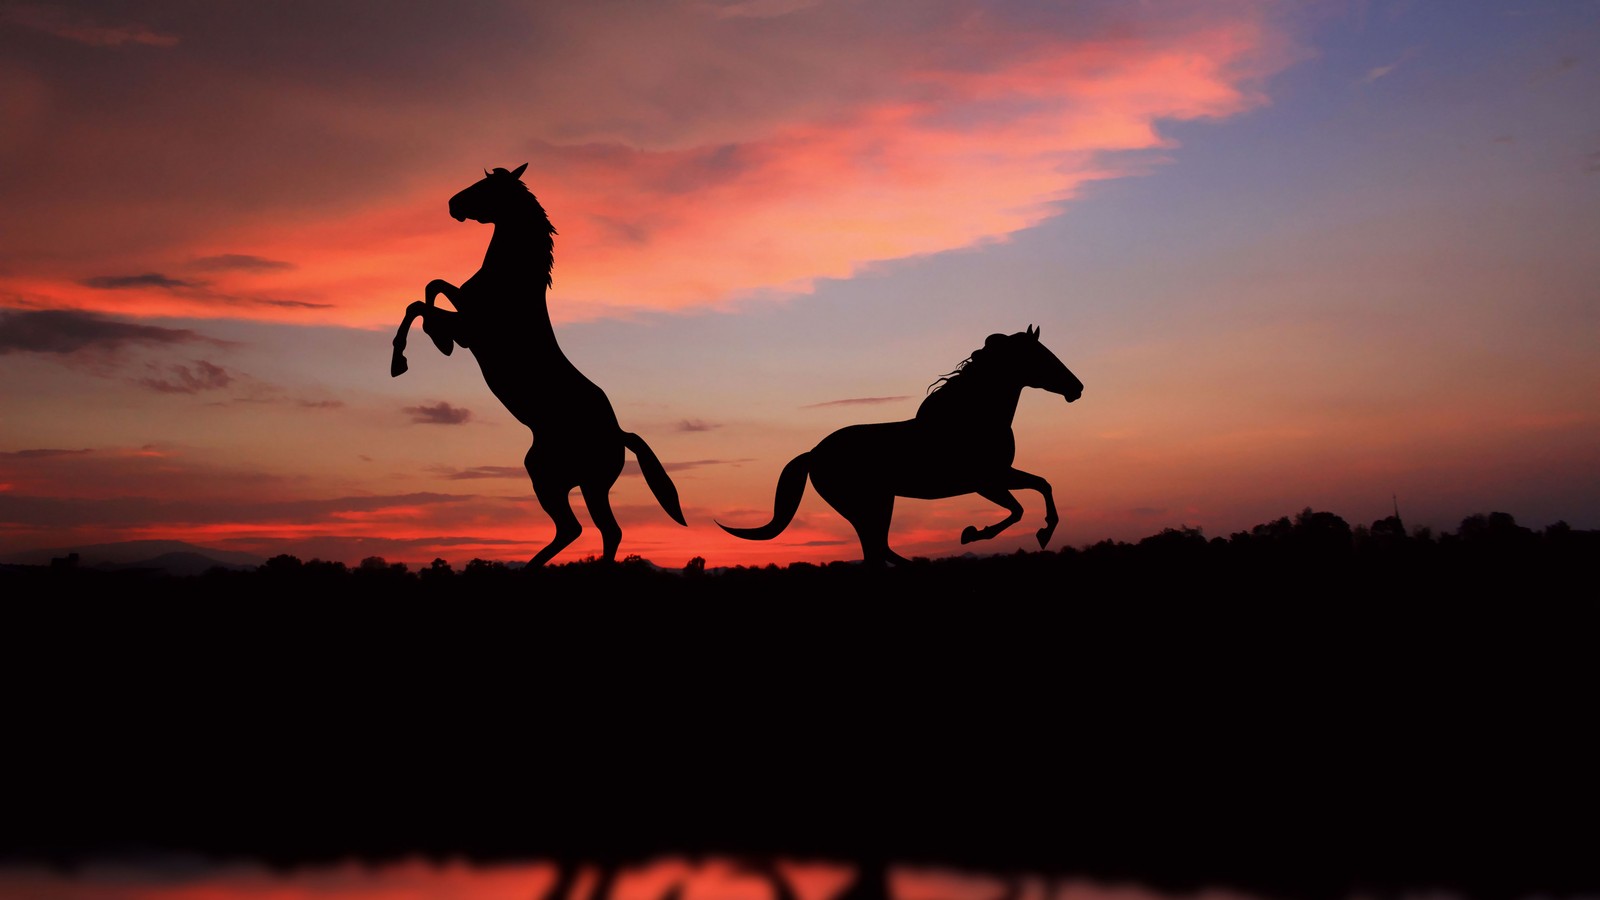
[811,418,1015,500]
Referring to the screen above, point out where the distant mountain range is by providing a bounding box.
[2,540,264,577]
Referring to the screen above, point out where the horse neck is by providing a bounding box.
[917,370,1023,428]
[482,217,551,276]
[479,215,559,352]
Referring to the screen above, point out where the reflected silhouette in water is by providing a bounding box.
[391,165,685,566]
[720,327,1082,564]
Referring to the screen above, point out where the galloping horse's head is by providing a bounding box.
[448,162,547,226]
[980,326,1084,402]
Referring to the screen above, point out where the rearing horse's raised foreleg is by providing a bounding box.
[390,280,466,377]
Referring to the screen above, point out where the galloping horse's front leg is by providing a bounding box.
[1006,467,1058,547]
[960,467,1059,548]
[962,486,1023,545]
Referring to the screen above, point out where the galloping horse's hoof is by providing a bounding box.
[961,525,981,544]
[1036,526,1053,548]
[390,352,408,377]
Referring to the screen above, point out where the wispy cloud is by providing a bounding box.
[135,360,234,394]
[0,4,178,47]
[804,396,911,409]
[1363,48,1419,85]
[1362,62,1401,83]
[189,254,296,272]
[76,271,328,309]
[622,458,748,476]
[405,401,472,425]
[81,273,201,291]
[437,465,525,480]
[677,419,720,432]
[0,309,210,355]
[0,448,93,460]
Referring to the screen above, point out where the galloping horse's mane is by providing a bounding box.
[928,336,1017,395]
[926,355,977,396]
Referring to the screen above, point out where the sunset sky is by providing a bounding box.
[2,0,1597,568]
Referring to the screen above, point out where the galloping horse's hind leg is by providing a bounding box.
[1004,467,1058,548]
[526,449,583,567]
[580,481,623,562]
[961,486,1023,544]
[834,491,898,566]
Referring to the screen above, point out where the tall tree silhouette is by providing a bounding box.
[391,165,685,565]
[720,327,1082,564]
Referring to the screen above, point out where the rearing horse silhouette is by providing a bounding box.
[719,327,1083,565]
[391,164,686,566]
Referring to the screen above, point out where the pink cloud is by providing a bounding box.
[0,3,1296,328]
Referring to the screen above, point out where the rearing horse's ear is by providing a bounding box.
[1027,324,1039,340]
[511,163,528,180]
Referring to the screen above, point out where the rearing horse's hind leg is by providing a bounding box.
[580,482,623,562]
[527,448,583,567]
[961,487,1023,545]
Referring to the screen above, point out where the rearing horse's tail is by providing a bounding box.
[622,431,687,526]
[717,452,811,541]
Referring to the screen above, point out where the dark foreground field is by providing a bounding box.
[4,517,1597,900]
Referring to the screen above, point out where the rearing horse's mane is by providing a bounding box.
[491,167,558,289]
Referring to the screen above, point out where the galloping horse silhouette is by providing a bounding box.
[720,327,1083,565]
[391,164,685,566]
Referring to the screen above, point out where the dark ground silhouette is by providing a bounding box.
[4,509,1596,900]
[391,165,684,566]
[721,327,1081,565]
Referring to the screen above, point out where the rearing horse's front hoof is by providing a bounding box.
[961,525,980,544]
[1036,526,1053,548]
[390,352,408,377]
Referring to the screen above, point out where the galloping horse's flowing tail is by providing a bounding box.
[717,452,812,541]
[623,432,687,526]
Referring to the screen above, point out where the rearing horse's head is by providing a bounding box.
[448,162,543,225]
[979,326,1084,402]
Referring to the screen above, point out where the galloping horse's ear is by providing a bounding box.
[511,163,528,180]
[484,168,492,177]
[1028,325,1039,340]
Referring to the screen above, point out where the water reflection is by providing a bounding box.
[0,858,1270,900]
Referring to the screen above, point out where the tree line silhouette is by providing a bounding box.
[8,506,1589,600]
